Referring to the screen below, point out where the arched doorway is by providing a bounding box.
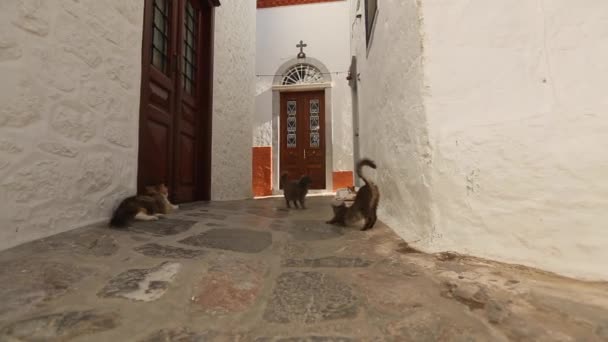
[271,57,333,192]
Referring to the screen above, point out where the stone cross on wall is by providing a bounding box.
[296,40,307,59]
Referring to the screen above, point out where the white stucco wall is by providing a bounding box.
[211,1,256,200]
[422,0,608,281]
[0,0,143,251]
[256,1,354,175]
[350,0,434,246]
[352,0,608,280]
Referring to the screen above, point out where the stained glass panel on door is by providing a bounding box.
[287,117,296,132]
[309,99,320,148]
[310,99,319,114]
[287,100,297,148]
[287,134,296,148]
[310,116,319,131]
[287,101,296,115]
[310,132,320,148]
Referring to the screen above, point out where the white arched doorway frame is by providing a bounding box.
[271,57,334,194]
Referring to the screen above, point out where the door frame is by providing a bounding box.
[270,57,334,194]
[279,90,327,190]
[137,0,220,202]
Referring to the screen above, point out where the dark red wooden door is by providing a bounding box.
[173,0,202,202]
[280,91,326,189]
[138,0,215,203]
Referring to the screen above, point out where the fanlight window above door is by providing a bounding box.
[282,64,324,85]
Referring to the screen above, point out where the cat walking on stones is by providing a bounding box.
[109,184,179,228]
[281,172,312,209]
[327,158,380,230]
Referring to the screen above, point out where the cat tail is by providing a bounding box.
[356,158,377,186]
[109,201,138,228]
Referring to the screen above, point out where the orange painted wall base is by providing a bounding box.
[252,147,272,197]
[332,171,354,191]
[253,149,353,195]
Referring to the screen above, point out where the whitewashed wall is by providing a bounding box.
[352,0,608,280]
[211,1,257,200]
[256,1,353,174]
[422,0,608,281]
[349,0,434,249]
[0,0,144,250]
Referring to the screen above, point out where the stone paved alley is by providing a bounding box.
[0,197,607,341]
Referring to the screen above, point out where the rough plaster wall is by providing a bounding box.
[255,2,353,171]
[331,83,354,171]
[351,0,434,242]
[211,1,256,200]
[421,0,608,280]
[0,0,143,251]
[254,76,273,147]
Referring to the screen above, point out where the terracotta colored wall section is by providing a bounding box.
[332,171,354,191]
[257,0,343,9]
[252,147,273,197]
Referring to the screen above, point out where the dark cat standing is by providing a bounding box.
[281,173,312,209]
[327,158,380,230]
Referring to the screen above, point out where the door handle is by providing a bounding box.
[304,150,306,160]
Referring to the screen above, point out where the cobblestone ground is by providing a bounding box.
[0,196,607,341]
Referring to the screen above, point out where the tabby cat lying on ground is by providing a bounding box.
[109,184,178,228]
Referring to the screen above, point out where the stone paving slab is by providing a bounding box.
[0,310,118,341]
[128,218,197,236]
[97,261,181,302]
[134,243,206,259]
[193,256,266,315]
[179,228,272,253]
[287,220,344,241]
[255,337,356,342]
[139,328,247,342]
[0,259,93,319]
[0,196,607,341]
[182,212,228,220]
[29,229,119,257]
[281,257,372,268]
[263,271,359,324]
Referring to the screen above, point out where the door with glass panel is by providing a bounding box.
[280,91,326,189]
[138,0,216,202]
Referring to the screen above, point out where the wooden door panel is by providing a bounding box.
[139,0,215,203]
[172,0,202,202]
[280,95,302,187]
[139,119,170,186]
[149,79,171,105]
[180,99,197,125]
[280,91,326,189]
[178,133,195,183]
[301,92,325,189]
[139,0,176,192]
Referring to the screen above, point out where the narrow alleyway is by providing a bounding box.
[0,197,607,341]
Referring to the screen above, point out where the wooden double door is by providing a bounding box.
[280,91,326,189]
[138,0,217,203]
